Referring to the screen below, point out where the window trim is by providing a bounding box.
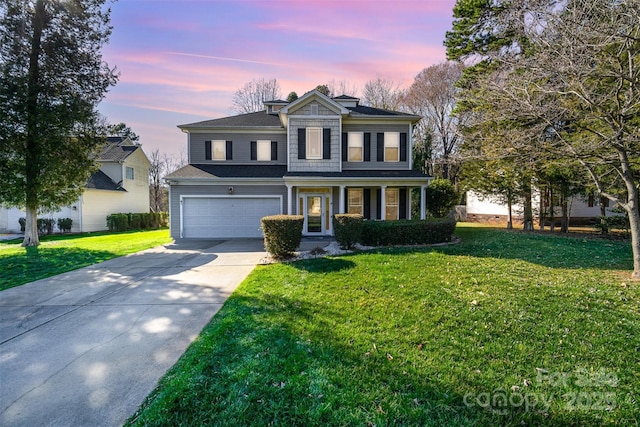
[348,188,363,215]
[125,166,134,180]
[384,132,400,162]
[256,140,271,161]
[348,132,364,162]
[306,127,323,160]
[385,188,399,220]
[212,140,226,161]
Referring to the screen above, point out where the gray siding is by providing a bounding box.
[288,117,341,172]
[341,123,412,170]
[169,183,287,239]
[290,101,338,116]
[189,132,287,164]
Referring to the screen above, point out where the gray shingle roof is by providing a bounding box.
[99,140,140,162]
[86,169,125,191]
[178,111,283,129]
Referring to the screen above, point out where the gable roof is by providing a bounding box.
[86,169,125,191]
[178,110,283,129]
[279,89,350,115]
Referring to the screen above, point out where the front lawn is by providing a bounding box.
[0,229,172,291]
[127,225,639,426]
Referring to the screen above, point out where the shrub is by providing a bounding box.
[261,215,304,259]
[107,212,169,231]
[361,219,456,246]
[425,179,459,218]
[595,214,629,235]
[333,214,364,249]
[37,218,55,235]
[18,217,26,232]
[57,218,73,233]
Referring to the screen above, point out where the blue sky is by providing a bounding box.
[98,0,457,159]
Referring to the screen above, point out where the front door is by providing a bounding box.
[306,195,324,234]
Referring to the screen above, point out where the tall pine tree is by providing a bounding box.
[0,0,118,246]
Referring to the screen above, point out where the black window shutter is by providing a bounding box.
[250,141,257,161]
[344,188,349,213]
[376,133,384,161]
[363,189,371,219]
[399,188,407,219]
[323,128,331,159]
[342,133,348,161]
[226,141,233,160]
[205,140,211,160]
[376,189,382,220]
[271,141,278,161]
[364,133,371,162]
[400,133,407,162]
[298,128,306,159]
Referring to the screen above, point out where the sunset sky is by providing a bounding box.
[98,0,458,159]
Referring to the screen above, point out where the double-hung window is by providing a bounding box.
[125,166,134,180]
[348,132,363,162]
[306,127,323,160]
[384,132,399,162]
[212,140,226,160]
[348,188,363,215]
[256,140,271,161]
[385,188,399,220]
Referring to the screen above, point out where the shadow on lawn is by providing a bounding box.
[289,257,355,273]
[130,291,615,427]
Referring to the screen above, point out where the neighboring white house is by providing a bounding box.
[0,137,150,233]
[466,189,619,226]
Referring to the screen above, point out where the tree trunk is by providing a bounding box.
[539,186,545,231]
[561,189,569,233]
[618,150,640,278]
[523,179,534,231]
[507,197,513,230]
[549,187,555,232]
[22,207,40,247]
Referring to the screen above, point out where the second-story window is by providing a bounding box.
[212,140,226,160]
[307,127,323,159]
[257,140,271,161]
[384,132,399,162]
[126,166,134,180]
[348,132,363,162]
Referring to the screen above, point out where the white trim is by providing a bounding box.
[298,190,333,236]
[180,128,285,134]
[179,194,283,239]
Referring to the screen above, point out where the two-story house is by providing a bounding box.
[165,90,432,239]
[0,136,150,233]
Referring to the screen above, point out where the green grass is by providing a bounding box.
[127,225,639,426]
[0,229,172,291]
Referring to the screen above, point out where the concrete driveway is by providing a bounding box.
[0,239,266,427]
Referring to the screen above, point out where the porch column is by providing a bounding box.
[286,184,292,215]
[339,185,345,214]
[407,188,412,220]
[420,185,427,220]
[380,185,387,220]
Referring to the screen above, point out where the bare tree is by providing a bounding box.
[231,77,282,114]
[149,149,186,212]
[361,77,404,110]
[404,62,464,183]
[327,79,359,98]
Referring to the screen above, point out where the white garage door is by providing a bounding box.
[182,196,281,238]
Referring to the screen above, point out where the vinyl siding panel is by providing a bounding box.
[341,123,411,170]
[189,132,287,165]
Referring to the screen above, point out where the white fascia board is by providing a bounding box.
[182,127,285,134]
[284,177,432,187]
[167,177,285,185]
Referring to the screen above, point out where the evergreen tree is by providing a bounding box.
[0,0,118,246]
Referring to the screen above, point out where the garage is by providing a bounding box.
[181,196,282,238]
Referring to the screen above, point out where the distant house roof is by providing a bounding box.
[178,111,284,129]
[332,95,359,100]
[100,137,142,162]
[86,169,125,191]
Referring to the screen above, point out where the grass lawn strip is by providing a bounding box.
[126,225,639,426]
[0,230,172,291]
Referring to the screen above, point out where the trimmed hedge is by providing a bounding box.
[106,212,169,232]
[37,218,55,235]
[333,214,364,249]
[57,218,73,233]
[360,219,457,246]
[261,215,304,259]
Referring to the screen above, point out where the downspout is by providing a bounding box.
[78,194,83,232]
